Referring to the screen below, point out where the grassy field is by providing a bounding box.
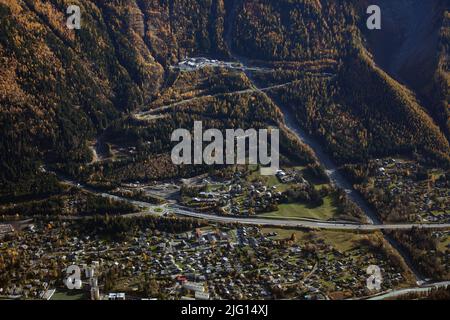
[437,232,450,253]
[260,227,366,252]
[318,230,364,251]
[51,290,86,300]
[248,165,339,221]
[431,210,450,216]
[259,196,338,221]
[257,227,417,287]
[246,166,296,192]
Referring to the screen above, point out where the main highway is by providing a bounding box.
[54,172,450,231]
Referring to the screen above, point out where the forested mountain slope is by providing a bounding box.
[0,0,448,200]
[360,0,450,140]
[0,0,224,198]
[230,0,449,165]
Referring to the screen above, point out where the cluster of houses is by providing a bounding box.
[187,179,282,216]
[372,159,449,222]
[175,57,243,72]
[185,170,309,216]
[0,223,15,239]
[187,169,309,216]
[0,218,412,300]
[178,280,210,300]
[276,169,307,185]
[432,231,450,266]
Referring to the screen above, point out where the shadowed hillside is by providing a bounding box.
[0,0,449,200]
[361,0,449,139]
[0,0,226,197]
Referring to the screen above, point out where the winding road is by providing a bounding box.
[221,0,445,284]
[170,205,450,230]
[53,170,450,298]
[366,280,450,300]
[53,2,449,296]
[223,1,380,225]
[55,172,450,231]
[135,81,305,119]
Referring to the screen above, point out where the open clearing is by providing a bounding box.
[259,196,338,221]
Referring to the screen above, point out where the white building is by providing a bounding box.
[91,287,100,300]
[195,291,210,300]
[183,282,205,293]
